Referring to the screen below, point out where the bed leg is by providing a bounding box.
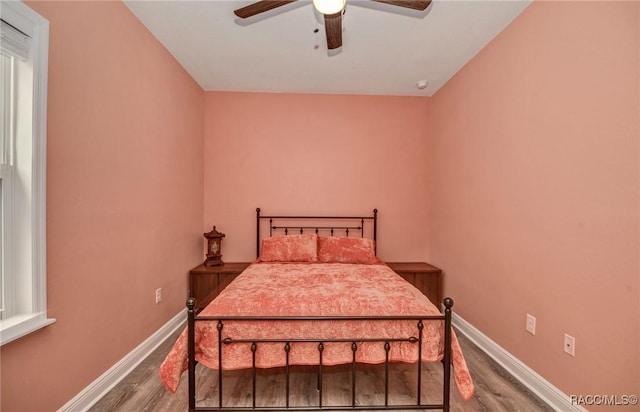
[187,298,196,412]
[443,297,453,412]
[217,320,224,409]
[317,342,324,407]
[285,342,291,408]
[384,341,391,407]
[351,342,357,407]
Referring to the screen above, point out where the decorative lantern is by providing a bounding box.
[203,226,225,266]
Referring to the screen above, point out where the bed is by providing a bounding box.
[159,209,474,411]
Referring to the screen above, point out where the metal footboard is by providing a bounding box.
[187,298,454,412]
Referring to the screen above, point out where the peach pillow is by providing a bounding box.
[260,234,318,262]
[317,236,377,264]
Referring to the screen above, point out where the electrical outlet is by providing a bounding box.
[155,288,162,304]
[564,333,575,357]
[526,314,536,335]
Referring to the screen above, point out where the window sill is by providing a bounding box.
[0,312,56,346]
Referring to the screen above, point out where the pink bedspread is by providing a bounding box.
[159,262,474,400]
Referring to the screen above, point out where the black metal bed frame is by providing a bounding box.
[187,209,453,411]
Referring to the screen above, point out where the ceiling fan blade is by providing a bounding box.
[234,0,297,18]
[371,0,431,11]
[324,12,343,50]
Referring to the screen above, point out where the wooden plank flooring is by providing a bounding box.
[90,328,553,412]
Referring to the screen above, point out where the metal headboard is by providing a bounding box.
[256,208,378,258]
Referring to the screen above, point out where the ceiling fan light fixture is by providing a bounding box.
[313,0,346,15]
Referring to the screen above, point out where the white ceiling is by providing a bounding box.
[123,0,531,96]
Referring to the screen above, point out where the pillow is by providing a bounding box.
[317,236,377,264]
[259,234,318,262]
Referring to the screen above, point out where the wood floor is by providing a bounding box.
[89,327,553,412]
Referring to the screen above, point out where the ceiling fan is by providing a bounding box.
[233,0,432,50]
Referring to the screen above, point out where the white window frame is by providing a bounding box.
[0,0,54,345]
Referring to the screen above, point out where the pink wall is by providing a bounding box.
[429,1,639,407]
[3,1,636,410]
[0,2,204,411]
[203,92,430,262]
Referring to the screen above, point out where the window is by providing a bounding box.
[0,1,53,345]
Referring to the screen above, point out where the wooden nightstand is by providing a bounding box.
[189,262,250,310]
[387,262,442,306]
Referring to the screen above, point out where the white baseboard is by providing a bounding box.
[452,312,587,412]
[58,309,186,412]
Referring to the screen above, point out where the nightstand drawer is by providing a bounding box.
[189,262,250,310]
[387,262,442,306]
